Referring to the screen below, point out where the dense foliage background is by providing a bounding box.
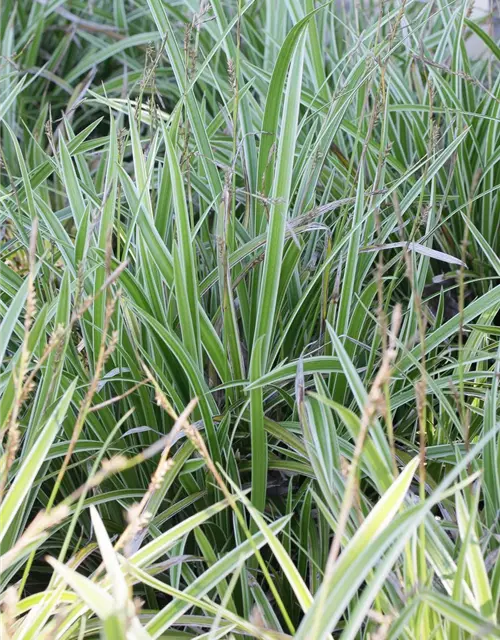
[0,0,499,638]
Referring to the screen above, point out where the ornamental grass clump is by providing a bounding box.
[0,1,499,638]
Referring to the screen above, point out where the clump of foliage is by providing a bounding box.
[0,0,499,638]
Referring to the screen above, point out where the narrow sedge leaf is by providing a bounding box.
[249,27,306,520]
[59,137,85,228]
[0,381,76,546]
[0,276,31,369]
[421,591,500,637]
[225,475,313,613]
[89,506,128,609]
[456,492,495,620]
[163,125,201,365]
[130,497,232,568]
[295,457,419,639]
[145,517,290,636]
[46,556,113,620]
[253,32,306,363]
